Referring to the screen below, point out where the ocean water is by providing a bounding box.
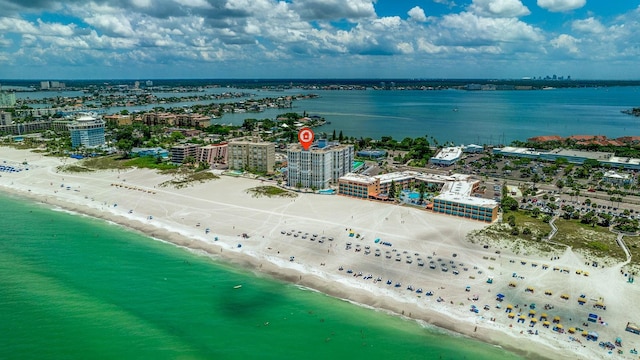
[16,86,640,144]
[0,193,523,359]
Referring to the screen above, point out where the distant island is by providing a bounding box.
[622,107,640,117]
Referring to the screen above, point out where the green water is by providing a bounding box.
[0,193,522,359]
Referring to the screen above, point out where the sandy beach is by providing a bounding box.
[2,147,639,360]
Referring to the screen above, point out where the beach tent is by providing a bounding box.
[588,313,598,323]
[626,322,640,335]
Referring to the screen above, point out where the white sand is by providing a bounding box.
[2,147,639,360]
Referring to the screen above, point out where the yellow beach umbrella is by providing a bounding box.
[508,313,515,318]
[568,327,576,333]
[531,318,538,323]
[556,324,563,329]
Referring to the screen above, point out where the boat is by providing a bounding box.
[233,285,242,289]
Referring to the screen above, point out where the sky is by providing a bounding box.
[0,0,639,80]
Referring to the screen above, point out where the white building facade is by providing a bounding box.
[287,143,354,189]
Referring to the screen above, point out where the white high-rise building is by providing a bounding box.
[287,141,354,189]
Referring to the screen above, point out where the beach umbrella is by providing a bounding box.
[582,330,588,337]
[556,324,563,329]
[540,313,548,319]
[569,327,576,333]
[531,318,538,323]
[553,316,561,322]
[508,313,515,318]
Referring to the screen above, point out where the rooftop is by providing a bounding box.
[431,146,463,161]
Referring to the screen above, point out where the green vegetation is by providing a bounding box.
[549,218,625,262]
[124,156,178,171]
[57,164,94,173]
[246,186,297,198]
[159,170,218,189]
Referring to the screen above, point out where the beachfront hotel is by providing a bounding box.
[432,180,498,222]
[338,173,381,199]
[337,171,499,222]
[287,141,354,189]
[227,138,275,173]
[68,114,106,148]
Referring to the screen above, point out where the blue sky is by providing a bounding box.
[0,0,639,80]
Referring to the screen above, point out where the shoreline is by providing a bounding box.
[2,147,638,360]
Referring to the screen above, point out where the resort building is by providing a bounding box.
[0,111,11,125]
[227,138,275,173]
[170,143,199,164]
[430,147,463,166]
[432,193,498,222]
[337,170,498,222]
[338,173,381,199]
[287,142,354,189]
[68,115,105,148]
[0,90,16,108]
[196,143,228,168]
[131,147,169,159]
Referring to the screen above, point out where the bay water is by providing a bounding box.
[0,193,522,359]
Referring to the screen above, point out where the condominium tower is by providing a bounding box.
[287,141,354,189]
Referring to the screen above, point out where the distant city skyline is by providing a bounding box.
[1,1,639,80]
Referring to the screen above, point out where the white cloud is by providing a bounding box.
[396,41,414,54]
[84,14,135,37]
[572,17,606,34]
[470,0,531,18]
[537,0,586,13]
[440,12,543,45]
[550,34,580,54]
[290,0,376,20]
[408,6,428,22]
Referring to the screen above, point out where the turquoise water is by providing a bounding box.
[0,193,522,359]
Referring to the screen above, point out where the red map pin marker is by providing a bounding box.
[298,127,314,151]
